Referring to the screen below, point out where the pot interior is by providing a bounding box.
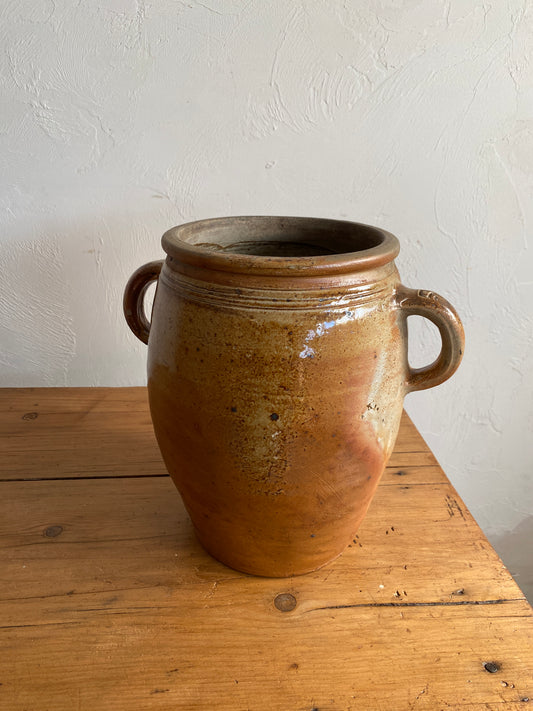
[215,240,337,257]
[184,217,385,258]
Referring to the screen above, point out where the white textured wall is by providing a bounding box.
[1,1,532,598]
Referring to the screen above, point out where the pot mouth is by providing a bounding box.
[162,216,399,275]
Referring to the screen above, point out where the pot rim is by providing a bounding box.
[162,216,400,276]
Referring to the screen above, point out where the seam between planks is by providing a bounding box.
[305,598,527,612]
[0,463,443,483]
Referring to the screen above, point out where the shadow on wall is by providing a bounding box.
[0,216,161,387]
[0,234,77,386]
[492,517,533,605]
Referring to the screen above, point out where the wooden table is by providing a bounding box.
[1,388,532,710]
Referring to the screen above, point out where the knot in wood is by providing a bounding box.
[483,661,500,674]
[44,525,63,538]
[274,593,297,612]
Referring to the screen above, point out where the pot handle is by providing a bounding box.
[394,285,464,393]
[123,260,163,345]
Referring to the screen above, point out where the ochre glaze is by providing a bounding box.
[124,216,464,576]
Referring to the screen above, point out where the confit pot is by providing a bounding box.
[124,216,464,577]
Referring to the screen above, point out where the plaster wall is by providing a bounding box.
[1,0,532,599]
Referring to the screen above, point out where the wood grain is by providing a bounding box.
[0,387,436,481]
[0,387,531,710]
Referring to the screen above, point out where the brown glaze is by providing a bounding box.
[124,216,464,577]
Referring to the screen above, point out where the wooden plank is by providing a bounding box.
[0,388,436,481]
[0,387,167,480]
[1,601,531,711]
[0,478,526,614]
[0,477,531,709]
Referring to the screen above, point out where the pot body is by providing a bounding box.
[124,217,464,576]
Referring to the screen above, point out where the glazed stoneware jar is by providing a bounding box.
[124,216,464,577]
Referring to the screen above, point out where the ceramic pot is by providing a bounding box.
[124,216,464,577]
